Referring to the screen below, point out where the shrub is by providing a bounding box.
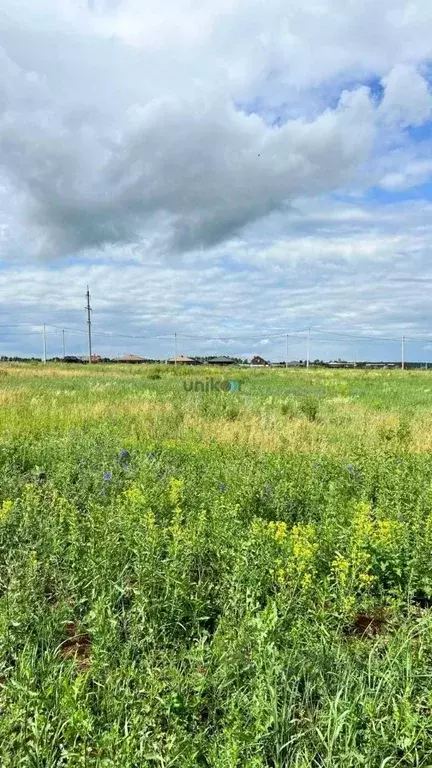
[299,395,319,421]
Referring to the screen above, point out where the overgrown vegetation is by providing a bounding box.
[1,363,432,766]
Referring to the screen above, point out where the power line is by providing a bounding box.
[49,324,174,340]
[31,323,432,344]
[0,324,43,328]
[0,325,430,345]
[311,328,401,342]
[5,317,432,352]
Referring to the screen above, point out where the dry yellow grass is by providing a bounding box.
[0,363,431,454]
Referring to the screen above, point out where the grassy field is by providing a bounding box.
[1,363,432,766]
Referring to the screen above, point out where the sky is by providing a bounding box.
[2,1,432,361]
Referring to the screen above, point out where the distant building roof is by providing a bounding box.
[167,355,201,364]
[117,353,149,363]
[79,354,102,362]
[63,355,84,364]
[207,356,237,364]
[251,355,269,366]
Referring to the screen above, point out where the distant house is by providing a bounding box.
[251,355,269,366]
[79,354,102,363]
[167,355,201,365]
[270,360,296,367]
[117,353,150,364]
[63,356,85,364]
[207,356,237,366]
[327,360,355,369]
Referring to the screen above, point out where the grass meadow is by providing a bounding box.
[1,363,432,766]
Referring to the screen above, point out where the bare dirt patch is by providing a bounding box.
[60,621,92,671]
[345,612,387,638]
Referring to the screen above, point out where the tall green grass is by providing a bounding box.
[0,364,432,765]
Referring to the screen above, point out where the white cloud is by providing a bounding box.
[380,65,432,126]
[380,159,432,191]
[0,1,432,259]
[0,47,377,258]
[0,197,432,361]
[1,1,432,360]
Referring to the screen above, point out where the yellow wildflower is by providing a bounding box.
[168,478,184,508]
[373,519,402,544]
[359,572,375,587]
[291,524,317,561]
[332,554,350,584]
[0,500,13,521]
[376,519,391,539]
[124,485,145,505]
[286,524,317,582]
[268,520,288,543]
[351,547,373,575]
[302,573,312,588]
[352,501,374,540]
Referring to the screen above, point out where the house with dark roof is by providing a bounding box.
[207,356,237,366]
[63,356,85,364]
[251,355,269,366]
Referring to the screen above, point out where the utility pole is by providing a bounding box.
[285,334,289,368]
[306,326,311,369]
[174,332,178,366]
[86,286,92,364]
[62,329,66,360]
[42,323,47,364]
[401,336,405,371]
